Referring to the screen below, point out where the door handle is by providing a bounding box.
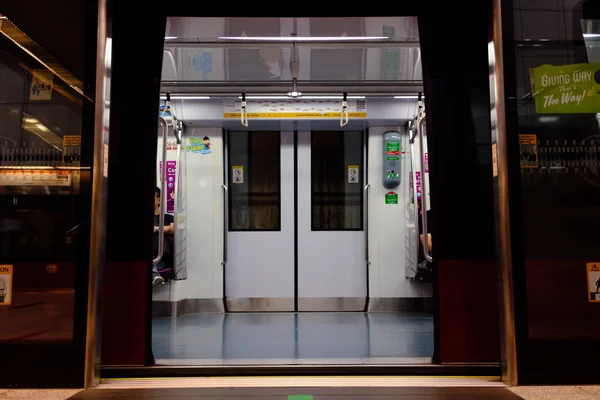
[222,184,228,265]
[364,184,370,265]
[153,116,168,265]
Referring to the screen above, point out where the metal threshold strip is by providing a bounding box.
[97,376,504,390]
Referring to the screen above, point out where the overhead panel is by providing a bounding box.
[226,18,281,81]
[161,17,424,93]
[309,17,364,81]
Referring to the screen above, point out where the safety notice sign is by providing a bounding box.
[232,166,244,184]
[587,263,600,302]
[0,265,13,306]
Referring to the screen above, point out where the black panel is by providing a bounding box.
[418,1,497,365]
[500,0,600,385]
[0,0,98,388]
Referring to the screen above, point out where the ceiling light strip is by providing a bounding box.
[218,36,389,41]
[0,14,91,102]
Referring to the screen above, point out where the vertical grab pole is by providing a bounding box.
[153,117,168,264]
[416,94,432,263]
[364,184,370,265]
[408,120,421,268]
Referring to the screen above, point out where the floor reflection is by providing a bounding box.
[152,312,433,365]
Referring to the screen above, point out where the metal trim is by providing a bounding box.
[84,0,110,389]
[152,299,225,318]
[297,297,367,312]
[160,81,423,96]
[164,40,420,49]
[368,297,433,313]
[490,0,518,387]
[293,127,299,312]
[226,297,295,312]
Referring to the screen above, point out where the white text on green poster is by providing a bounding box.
[385,192,398,204]
[534,63,600,113]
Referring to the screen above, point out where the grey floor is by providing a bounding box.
[152,312,434,365]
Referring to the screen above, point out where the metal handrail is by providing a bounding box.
[153,116,168,264]
[364,184,371,265]
[417,112,432,263]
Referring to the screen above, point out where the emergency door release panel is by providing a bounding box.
[382,130,402,189]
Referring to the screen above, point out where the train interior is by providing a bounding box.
[150,16,435,366]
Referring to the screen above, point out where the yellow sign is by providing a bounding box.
[587,263,600,303]
[492,143,498,177]
[223,112,368,119]
[348,165,359,183]
[63,135,82,147]
[0,265,13,306]
[29,69,54,101]
[519,134,538,168]
[232,166,244,184]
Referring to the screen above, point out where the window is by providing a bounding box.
[228,131,280,231]
[311,131,364,230]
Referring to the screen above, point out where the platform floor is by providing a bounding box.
[152,312,434,365]
[3,382,600,399]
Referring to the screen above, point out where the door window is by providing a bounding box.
[228,131,281,231]
[311,131,364,231]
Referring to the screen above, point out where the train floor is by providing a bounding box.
[152,311,434,365]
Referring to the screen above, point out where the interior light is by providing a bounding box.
[160,95,210,100]
[23,117,39,124]
[219,36,389,42]
[165,36,177,40]
[36,124,49,131]
[539,116,560,123]
[583,33,600,38]
[394,95,422,99]
[239,95,366,100]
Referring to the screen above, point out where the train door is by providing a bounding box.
[225,130,295,312]
[224,129,367,312]
[297,130,366,311]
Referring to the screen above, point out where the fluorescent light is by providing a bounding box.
[583,33,600,38]
[539,116,559,123]
[394,95,423,99]
[219,36,388,42]
[238,95,366,100]
[165,36,177,40]
[160,96,210,100]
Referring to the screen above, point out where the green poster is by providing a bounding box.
[385,191,398,204]
[533,63,600,113]
[386,141,400,160]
